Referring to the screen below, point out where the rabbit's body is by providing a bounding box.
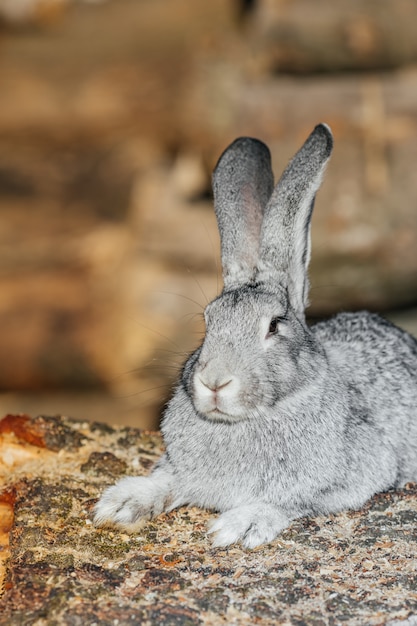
[95,125,417,548]
[313,311,417,487]
[160,310,417,516]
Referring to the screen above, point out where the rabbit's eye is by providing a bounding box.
[268,317,280,335]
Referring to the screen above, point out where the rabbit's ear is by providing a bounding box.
[257,124,333,315]
[213,137,274,289]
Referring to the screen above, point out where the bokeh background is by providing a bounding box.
[0,0,416,429]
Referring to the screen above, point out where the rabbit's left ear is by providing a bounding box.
[257,124,333,315]
[212,137,274,289]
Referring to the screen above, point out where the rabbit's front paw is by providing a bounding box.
[94,475,172,530]
[208,503,289,549]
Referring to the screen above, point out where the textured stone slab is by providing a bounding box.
[0,414,416,625]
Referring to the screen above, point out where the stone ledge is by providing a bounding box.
[0,414,416,625]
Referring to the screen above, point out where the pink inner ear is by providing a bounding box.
[240,182,263,270]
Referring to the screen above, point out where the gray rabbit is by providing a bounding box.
[94,124,417,548]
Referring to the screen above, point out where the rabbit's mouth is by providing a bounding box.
[199,406,248,423]
[193,395,250,423]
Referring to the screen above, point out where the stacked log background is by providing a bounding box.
[0,0,416,427]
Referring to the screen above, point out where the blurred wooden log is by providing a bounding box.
[0,198,135,389]
[0,0,416,409]
[250,0,417,73]
[1,413,417,625]
[0,0,234,144]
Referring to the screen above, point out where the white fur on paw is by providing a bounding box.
[242,521,278,549]
[208,510,250,547]
[208,504,288,549]
[94,475,170,530]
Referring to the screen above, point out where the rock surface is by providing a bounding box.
[0,413,416,625]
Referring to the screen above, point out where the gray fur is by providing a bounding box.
[95,124,417,549]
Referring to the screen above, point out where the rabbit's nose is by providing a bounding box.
[193,369,241,418]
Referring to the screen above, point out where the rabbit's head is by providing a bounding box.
[185,125,333,422]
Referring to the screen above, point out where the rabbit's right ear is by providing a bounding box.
[257,124,333,315]
[212,137,274,289]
